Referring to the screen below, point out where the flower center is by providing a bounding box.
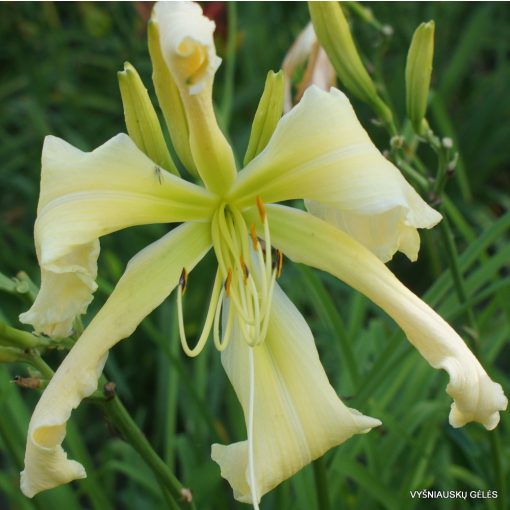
[176,198,281,357]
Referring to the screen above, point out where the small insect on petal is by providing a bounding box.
[153,165,163,184]
[179,268,188,294]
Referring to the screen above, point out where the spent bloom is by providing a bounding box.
[19,2,507,506]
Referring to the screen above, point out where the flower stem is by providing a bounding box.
[437,215,479,350]
[98,382,196,510]
[313,457,331,510]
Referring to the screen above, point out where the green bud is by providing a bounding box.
[244,70,285,166]
[148,18,197,177]
[406,21,435,134]
[0,346,22,363]
[118,62,179,176]
[309,2,377,105]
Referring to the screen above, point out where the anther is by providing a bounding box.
[256,196,266,222]
[249,224,259,250]
[179,268,188,294]
[275,250,283,278]
[225,269,233,296]
[240,256,250,282]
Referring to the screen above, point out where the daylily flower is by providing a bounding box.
[20,1,507,506]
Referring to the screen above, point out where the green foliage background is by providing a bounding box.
[0,2,509,509]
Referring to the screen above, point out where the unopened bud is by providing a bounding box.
[118,62,179,176]
[148,16,197,176]
[390,135,404,149]
[244,70,285,165]
[442,137,453,149]
[406,21,435,134]
[0,346,22,363]
[309,2,393,125]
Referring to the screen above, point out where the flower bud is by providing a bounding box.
[309,3,377,104]
[405,21,435,134]
[0,346,22,363]
[244,70,285,165]
[118,62,179,175]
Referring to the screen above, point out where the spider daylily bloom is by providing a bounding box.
[20,1,507,506]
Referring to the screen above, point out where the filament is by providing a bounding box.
[177,269,222,357]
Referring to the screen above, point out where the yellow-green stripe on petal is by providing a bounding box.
[19,134,216,337]
[153,2,236,195]
[212,283,380,504]
[231,86,440,261]
[257,205,507,431]
[21,221,212,498]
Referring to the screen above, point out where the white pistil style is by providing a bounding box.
[247,346,260,510]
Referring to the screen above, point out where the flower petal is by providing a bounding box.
[282,23,336,112]
[258,204,507,430]
[153,1,236,195]
[154,1,220,96]
[211,284,380,504]
[304,200,429,262]
[230,87,441,261]
[21,221,212,497]
[19,134,215,337]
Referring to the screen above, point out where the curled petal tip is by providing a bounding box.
[153,1,220,95]
[446,373,507,431]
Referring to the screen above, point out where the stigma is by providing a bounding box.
[177,198,281,357]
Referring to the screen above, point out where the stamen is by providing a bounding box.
[246,273,261,345]
[249,224,259,250]
[211,207,229,278]
[240,256,250,282]
[275,250,283,278]
[256,195,266,222]
[179,268,188,294]
[213,288,234,352]
[225,269,233,296]
[177,269,222,357]
[259,270,277,345]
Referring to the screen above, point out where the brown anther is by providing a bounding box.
[256,196,266,222]
[180,487,193,503]
[249,224,259,250]
[12,376,41,390]
[103,381,117,401]
[276,250,283,278]
[225,269,233,296]
[240,256,250,282]
[179,268,188,294]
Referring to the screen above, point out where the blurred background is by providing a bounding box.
[0,2,509,509]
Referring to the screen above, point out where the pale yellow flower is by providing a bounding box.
[20,2,507,506]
